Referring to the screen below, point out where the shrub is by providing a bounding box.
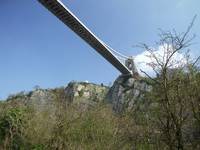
[0,107,27,149]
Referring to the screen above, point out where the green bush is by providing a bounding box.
[0,107,27,149]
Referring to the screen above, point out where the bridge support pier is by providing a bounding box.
[125,57,139,78]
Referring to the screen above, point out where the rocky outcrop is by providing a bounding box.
[65,81,109,108]
[6,78,151,113]
[107,75,151,113]
[27,89,56,111]
[6,82,109,111]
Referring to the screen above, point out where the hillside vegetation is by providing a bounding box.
[0,65,200,150]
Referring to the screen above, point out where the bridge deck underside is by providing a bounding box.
[38,0,131,75]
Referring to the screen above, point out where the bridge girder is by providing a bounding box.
[38,0,132,75]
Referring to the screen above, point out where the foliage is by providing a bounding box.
[139,16,200,150]
[0,107,27,149]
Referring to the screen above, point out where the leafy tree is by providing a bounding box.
[140,16,199,150]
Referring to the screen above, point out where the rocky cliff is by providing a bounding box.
[6,77,150,113]
[6,81,109,109]
[64,81,109,108]
[106,75,151,113]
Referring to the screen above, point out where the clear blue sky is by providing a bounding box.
[0,0,200,99]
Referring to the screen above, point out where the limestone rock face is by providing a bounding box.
[6,82,109,111]
[29,89,54,105]
[5,78,150,113]
[65,81,109,107]
[107,75,151,113]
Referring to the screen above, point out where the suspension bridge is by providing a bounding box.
[38,0,138,76]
